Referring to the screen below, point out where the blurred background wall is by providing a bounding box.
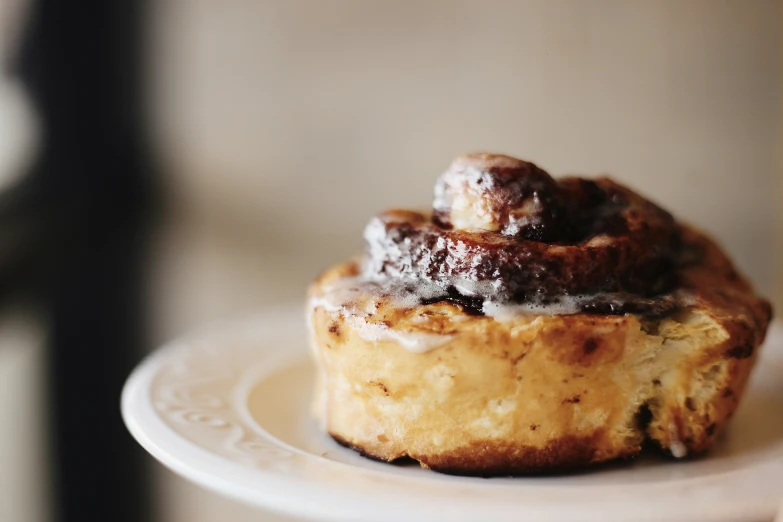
[0,1,780,522]
[149,0,783,329]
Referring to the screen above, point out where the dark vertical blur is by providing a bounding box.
[12,0,156,521]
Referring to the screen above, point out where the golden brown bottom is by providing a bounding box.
[307,229,771,475]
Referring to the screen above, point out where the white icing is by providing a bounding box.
[434,165,502,232]
[504,198,543,236]
[674,289,698,307]
[451,278,499,298]
[363,217,397,273]
[481,296,586,320]
[312,272,601,353]
[312,270,688,353]
[311,275,453,353]
[668,422,688,458]
[347,316,452,353]
[433,161,545,235]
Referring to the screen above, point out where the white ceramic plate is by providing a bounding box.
[122,310,783,522]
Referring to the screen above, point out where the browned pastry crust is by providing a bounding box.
[307,153,772,476]
[369,165,680,301]
[366,187,677,304]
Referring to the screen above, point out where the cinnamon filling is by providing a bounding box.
[360,153,695,318]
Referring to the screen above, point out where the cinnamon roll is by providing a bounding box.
[307,153,772,475]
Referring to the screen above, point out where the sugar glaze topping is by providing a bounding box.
[313,153,697,352]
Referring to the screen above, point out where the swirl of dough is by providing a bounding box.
[363,153,681,304]
[433,153,568,242]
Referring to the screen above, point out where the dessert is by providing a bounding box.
[307,153,772,476]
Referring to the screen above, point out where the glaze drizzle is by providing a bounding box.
[361,153,687,317]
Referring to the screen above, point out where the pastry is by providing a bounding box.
[307,153,772,476]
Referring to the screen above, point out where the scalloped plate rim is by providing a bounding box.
[122,309,783,522]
